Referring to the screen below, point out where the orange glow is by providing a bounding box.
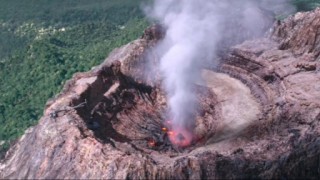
[167,128,193,147]
[163,119,193,147]
[148,139,156,147]
[167,131,174,136]
[162,127,168,132]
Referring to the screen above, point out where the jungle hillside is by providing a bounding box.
[0,0,148,156]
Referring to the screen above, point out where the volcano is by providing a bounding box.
[1,8,320,179]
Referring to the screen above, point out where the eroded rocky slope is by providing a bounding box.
[1,8,320,179]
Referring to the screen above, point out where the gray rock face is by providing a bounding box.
[1,8,320,179]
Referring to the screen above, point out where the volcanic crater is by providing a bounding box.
[1,8,320,179]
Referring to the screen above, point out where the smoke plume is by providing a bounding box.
[144,0,294,145]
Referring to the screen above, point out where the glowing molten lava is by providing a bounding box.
[148,139,156,147]
[167,127,193,147]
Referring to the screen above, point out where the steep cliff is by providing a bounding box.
[1,8,320,179]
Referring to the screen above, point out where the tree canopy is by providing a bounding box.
[0,0,148,158]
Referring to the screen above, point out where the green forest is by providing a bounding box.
[0,0,319,158]
[0,0,148,157]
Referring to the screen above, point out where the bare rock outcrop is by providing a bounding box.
[1,9,320,179]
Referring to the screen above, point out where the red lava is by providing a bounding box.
[167,127,193,147]
[148,139,156,147]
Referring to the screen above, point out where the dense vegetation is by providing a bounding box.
[0,0,148,158]
[292,0,320,11]
[0,0,320,159]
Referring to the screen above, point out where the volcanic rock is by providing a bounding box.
[1,9,320,179]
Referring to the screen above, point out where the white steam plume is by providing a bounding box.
[144,0,293,138]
